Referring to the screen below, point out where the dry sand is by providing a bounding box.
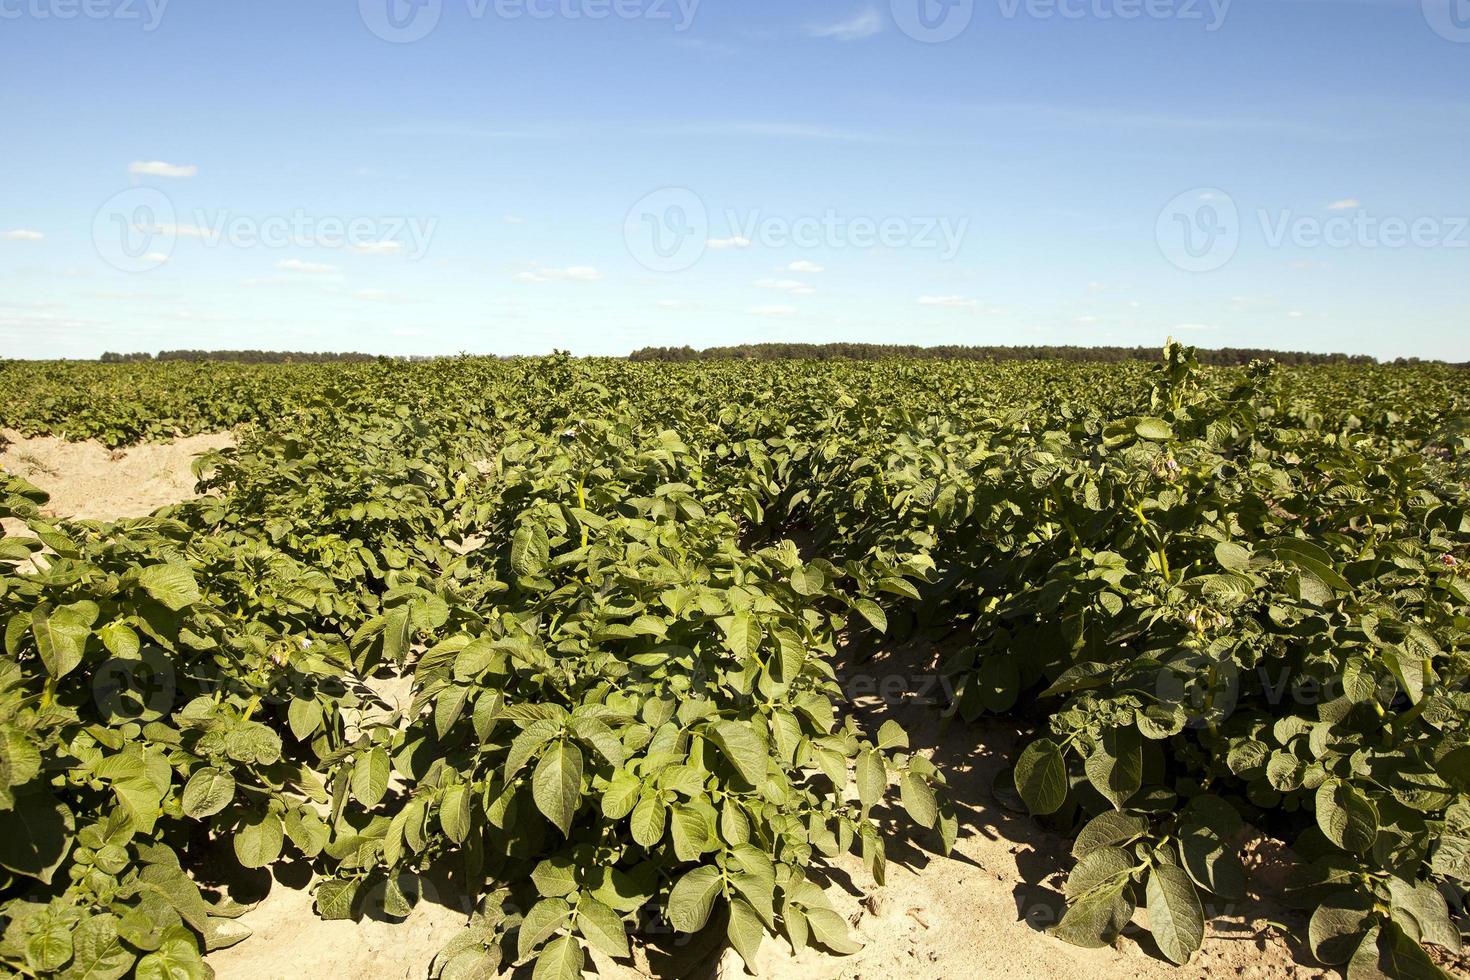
[0,429,233,525]
[0,434,1364,979]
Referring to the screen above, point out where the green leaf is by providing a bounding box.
[134,927,206,980]
[722,609,762,659]
[852,598,887,634]
[855,749,886,812]
[234,811,285,869]
[33,603,92,679]
[519,898,572,961]
[1145,864,1204,965]
[0,788,74,883]
[181,767,235,819]
[631,793,666,848]
[1177,825,1245,901]
[353,746,390,808]
[1084,726,1142,810]
[1050,878,1134,950]
[531,935,584,980]
[707,720,767,785]
[27,920,73,973]
[1316,780,1378,854]
[666,865,723,933]
[1310,894,1375,965]
[531,858,579,898]
[511,524,551,578]
[807,907,862,955]
[726,896,766,972]
[875,719,909,751]
[67,914,135,980]
[575,895,629,959]
[533,741,583,836]
[1135,417,1175,441]
[1213,541,1253,573]
[899,771,938,829]
[1015,738,1068,815]
[136,564,202,611]
[441,783,472,844]
[602,769,641,820]
[1073,811,1149,858]
[287,697,324,741]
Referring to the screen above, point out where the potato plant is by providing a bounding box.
[2,348,1467,979]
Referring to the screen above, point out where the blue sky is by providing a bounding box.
[2,0,1467,360]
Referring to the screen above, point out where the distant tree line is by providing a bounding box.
[100,351,380,364]
[627,343,1387,366]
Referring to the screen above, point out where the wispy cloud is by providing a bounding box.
[788,260,824,273]
[129,160,199,179]
[809,7,884,41]
[352,241,406,256]
[755,278,815,295]
[515,265,603,283]
[918,295,979,309]
[277,258,340,275]
[1,229,44,241]
[1326,198,1361,210]
[707,236,753,250]
[656,121,882,143]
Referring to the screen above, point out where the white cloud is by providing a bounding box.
[749,304,797,318]
[2,229,44,241]
[1072,315,1099,325]
[142,252,170,265]
[277,258,339,274]
[352,241,406,256]
[136,222,207,239]
[129,161,199,179]
[917,295,979,309]
[706,236,752,250]
[787,260,824,273]
[516,265,603,283]
[503,215,527,225]
[1173,322,1214,332]
[1288,310,1304,318]
[809,7,884,41]
[657,300,683,309]
[1327,198,1360,211]
[755,278,815,295]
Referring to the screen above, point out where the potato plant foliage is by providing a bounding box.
[0,347,1467,978]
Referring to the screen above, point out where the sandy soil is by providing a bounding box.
[0,430,233,525]
[0,436,1355,979]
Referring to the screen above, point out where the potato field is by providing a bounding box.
[1,346,1468,979]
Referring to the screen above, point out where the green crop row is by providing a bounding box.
[2,347,1467,978]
